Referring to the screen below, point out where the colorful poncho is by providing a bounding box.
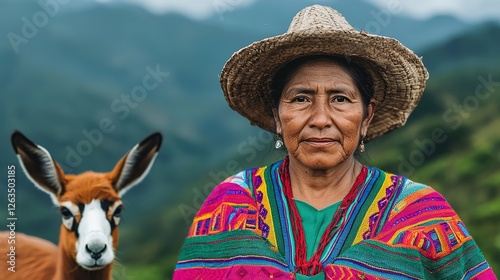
[174,160,496,279]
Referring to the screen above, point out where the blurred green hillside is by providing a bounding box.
[0,1,499,279]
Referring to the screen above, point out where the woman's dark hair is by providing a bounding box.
[271,55,374,112]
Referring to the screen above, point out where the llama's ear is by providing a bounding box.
[109,132,162,196]
[11,131,66,205]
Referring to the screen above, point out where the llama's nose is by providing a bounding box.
[85,243,107,260]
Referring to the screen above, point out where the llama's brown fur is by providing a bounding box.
[0,232,57,279]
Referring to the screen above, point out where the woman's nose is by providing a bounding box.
[309,98,333,129]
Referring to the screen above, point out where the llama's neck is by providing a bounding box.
[53,229,113,280]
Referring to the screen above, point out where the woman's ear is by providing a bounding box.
[361,99,377,137]
[272,108,282,136]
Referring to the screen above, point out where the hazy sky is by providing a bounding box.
[369,0,500,21]
[95,0,500,22]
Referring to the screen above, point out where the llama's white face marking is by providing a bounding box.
[74,199,116,270]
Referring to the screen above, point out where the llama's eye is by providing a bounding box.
[112,205,123,226]
[113,205,123,218]
[60,207,73,219]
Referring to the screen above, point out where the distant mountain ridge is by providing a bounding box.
[202,0,473,51]
[421,22,500,74]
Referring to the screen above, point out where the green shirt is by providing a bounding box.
[295,200,341,280]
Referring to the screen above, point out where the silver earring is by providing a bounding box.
[275,136,284,149]
[359,138,365,153]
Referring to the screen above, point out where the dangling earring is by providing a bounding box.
[359,138,365,153]
[275,135,284,149]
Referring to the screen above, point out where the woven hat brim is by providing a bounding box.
[220,30,428,141]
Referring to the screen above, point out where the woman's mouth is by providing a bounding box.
[304,138,336,147]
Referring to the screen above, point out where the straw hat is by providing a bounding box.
[220,5,428,141]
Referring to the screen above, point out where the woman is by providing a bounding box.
[174,5,496,279]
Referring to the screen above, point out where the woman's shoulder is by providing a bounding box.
[367,166,465,238]
[218,167,256,191]
[366,166,457,224]
[367,166,441,205]
[214,160,282,193]
[185,162,281,237]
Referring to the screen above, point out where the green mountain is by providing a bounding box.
[0,1,499,279]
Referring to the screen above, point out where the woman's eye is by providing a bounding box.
[333,96,348,103]
[60,207,73,219]
[292,96,308,103]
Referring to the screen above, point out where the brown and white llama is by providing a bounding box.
[1,131,162,280]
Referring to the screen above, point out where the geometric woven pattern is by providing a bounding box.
[174,160,496,279]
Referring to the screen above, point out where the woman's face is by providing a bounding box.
[275,59,376,170]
